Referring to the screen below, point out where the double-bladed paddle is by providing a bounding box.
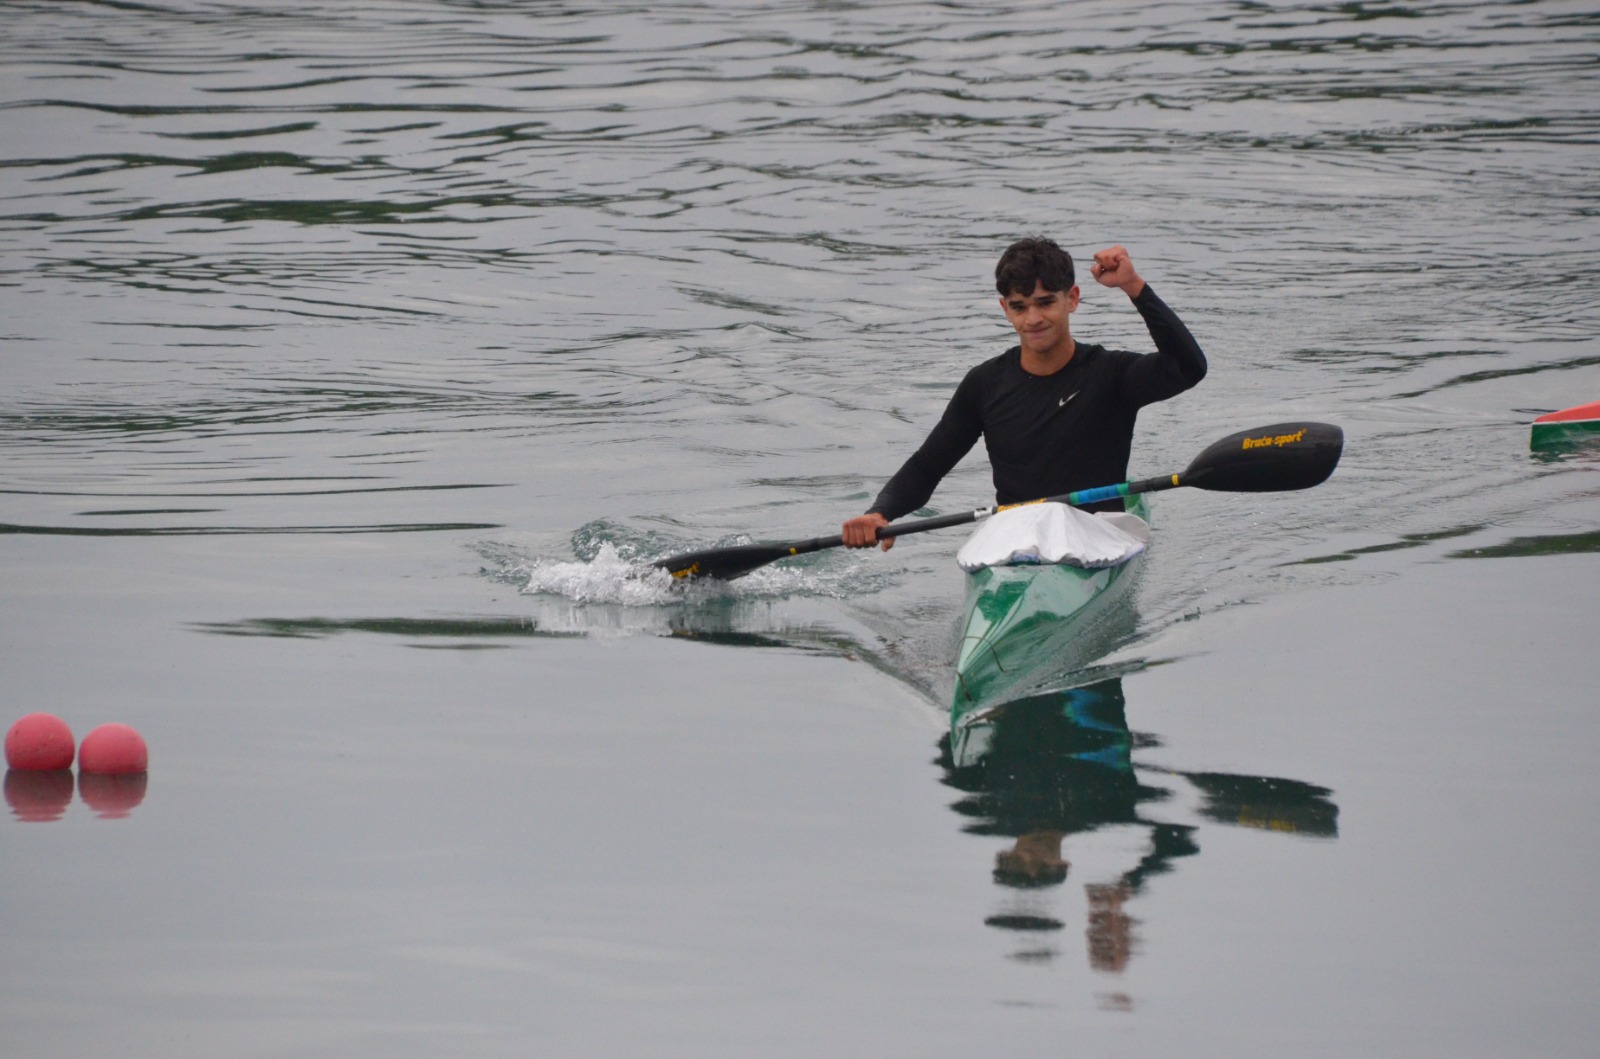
[654,421,1343,581]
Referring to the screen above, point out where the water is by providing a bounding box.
[3,1,1598,1054]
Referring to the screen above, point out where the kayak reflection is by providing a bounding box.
[938,677,1337,973]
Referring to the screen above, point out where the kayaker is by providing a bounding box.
[841,238,1207,550]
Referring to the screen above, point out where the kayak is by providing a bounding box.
[1531,400,1600,449]
[950,497,1148,726]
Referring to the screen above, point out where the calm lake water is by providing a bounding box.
[3,1,1598,1055]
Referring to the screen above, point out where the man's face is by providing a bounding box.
[1000,280,1079,359]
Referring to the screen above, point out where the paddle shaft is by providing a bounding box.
[654,421,1342,579]
[878,471,1179,542]
[740,472,1183,559]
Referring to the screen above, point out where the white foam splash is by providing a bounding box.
[515,538,884,609]
[520,542,680,605]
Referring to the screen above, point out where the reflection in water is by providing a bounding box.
[192,610,859,656]
[939,679,1337,983]
[1447,529,1600,560]
[5,769,75,823]
[0,521,500,538]
[3,768,148,821]
[192,614,580,642]
[1289,523,1486,566]
[78,771,149,820]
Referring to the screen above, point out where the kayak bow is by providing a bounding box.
[1531,401,1600,451]
[951,499,1148,720]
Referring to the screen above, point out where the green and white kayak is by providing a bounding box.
[951,497,1149,725]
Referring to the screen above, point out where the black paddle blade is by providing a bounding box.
[1183,422,1343,493]
[652,541,800,581]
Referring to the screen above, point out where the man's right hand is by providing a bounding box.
[842,512,893,550]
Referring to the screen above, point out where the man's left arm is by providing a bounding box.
[1091,246,1207,404]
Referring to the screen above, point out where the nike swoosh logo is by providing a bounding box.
[1058,391,1080,408]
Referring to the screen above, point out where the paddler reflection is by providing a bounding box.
[938,677,1337,974]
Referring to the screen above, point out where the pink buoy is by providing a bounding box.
[78,723,148,775]
[5,713,76,772]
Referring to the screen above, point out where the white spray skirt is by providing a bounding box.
[955,502,1148,572]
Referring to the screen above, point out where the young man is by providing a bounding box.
[841,238,1206,550]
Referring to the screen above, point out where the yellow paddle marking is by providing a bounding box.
[1238,806,1301,833]
[1241,428,1306,450]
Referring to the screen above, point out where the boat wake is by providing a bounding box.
[463,534,915,665]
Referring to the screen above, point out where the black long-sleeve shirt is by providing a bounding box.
[868,284,1206,519]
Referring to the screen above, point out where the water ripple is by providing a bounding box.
[2,0,1598,667]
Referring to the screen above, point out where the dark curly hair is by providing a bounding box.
[995,237,1075,297]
